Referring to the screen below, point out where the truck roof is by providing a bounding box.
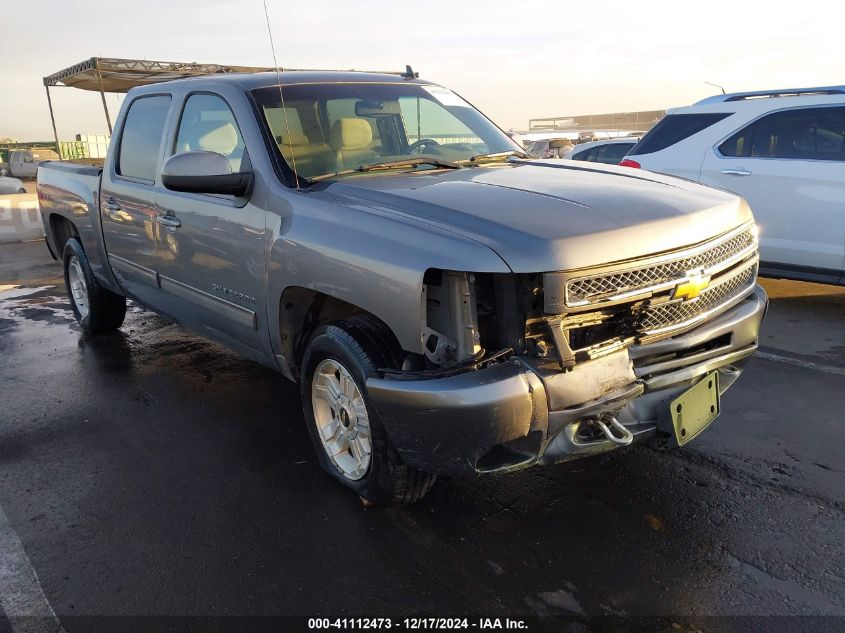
[130,70,435,95]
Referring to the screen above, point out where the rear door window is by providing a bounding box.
[718,126,753,157]
[752,107,844,160]
[720,107,845,160]
[595,142,635,164]
[117,95,171,182]
[630,113,732,155]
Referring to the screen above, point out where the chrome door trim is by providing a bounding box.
[158,274,257,330]
[108,254,159,286]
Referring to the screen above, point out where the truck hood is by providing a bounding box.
[322,160,752,272]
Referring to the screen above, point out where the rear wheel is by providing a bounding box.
[300,316,436,505]
[62,238,126,334]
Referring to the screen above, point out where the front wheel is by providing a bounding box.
[300,316,436,505]
[63,238,127,334]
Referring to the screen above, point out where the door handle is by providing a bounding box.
[721,168,752,176]
[103,198,122,220]
[156,214,182,229]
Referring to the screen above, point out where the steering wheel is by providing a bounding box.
[407,138,440,154]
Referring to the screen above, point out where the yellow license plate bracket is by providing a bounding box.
[669,371,720,446]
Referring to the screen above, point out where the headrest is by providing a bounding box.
[330,118,373,151]
[194,121,239,155]
[277,132,309,146]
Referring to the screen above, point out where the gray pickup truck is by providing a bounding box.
[37,70,767,504]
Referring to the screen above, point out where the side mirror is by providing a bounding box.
[161,151,252,197]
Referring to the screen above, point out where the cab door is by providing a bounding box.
[100,94,173,306]
[154,92,266,356]
[700,106,845,281]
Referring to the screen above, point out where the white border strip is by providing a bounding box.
[756,351,845,377]
[0,504,65,632]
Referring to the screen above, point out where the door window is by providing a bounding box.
[720,107,845,160]
[752,107,845,160]
[595,143,635,164]
[174,94,246,172]
[718,125,753,157]
[117,95,171,182]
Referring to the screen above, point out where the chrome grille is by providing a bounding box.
[566,228,756,306]
[638,262,757,333]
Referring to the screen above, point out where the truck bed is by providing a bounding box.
[39,159,103,178]
[37,160,103,273]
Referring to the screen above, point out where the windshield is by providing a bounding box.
[251,82,523,182]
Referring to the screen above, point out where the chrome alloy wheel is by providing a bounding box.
[67,255,90,319]
[311,358,372,480]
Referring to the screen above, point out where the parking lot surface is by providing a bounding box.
[1,240,843,632]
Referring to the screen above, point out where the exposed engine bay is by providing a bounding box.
[413,223,759,377]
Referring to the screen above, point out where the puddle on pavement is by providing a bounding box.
[0,285,54,300]
[0,284,76,328]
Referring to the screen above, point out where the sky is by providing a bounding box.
[1,0,843,141]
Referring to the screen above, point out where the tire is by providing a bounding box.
[62,238,127,335]
[300,315,436,505]
[17,188,26,194]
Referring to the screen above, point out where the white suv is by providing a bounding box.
[622,86,845,285]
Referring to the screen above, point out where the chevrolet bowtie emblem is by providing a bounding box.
[672,271,711,301]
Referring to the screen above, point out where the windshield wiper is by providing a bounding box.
[461,150,531,164]
[309,157,462,183]
[357,157,463,172]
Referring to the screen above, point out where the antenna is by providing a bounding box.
[262,0,300,189]
[704,81,726,95]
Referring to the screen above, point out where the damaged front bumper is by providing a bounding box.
[367,285,768,477]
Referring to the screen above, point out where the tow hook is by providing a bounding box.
[593,414,634,446]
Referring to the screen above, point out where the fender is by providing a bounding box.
[264,183,510,375]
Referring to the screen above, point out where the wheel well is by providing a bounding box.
[279,287,400,378]
[49,215,79,254]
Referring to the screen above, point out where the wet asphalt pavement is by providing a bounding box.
[0,240,843,632]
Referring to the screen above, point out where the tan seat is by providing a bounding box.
[278,132,309,147]
[277,132,335,178]
[329,118,379,171]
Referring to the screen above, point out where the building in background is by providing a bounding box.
[60,133,111,160]
[522,109,666,145]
